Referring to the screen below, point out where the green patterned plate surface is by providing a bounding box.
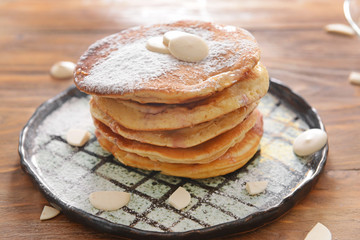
[19,78,328,239]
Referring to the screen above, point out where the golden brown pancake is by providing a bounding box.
[74,20,268,179]
[90,97,258,148]
[92,63,268,131]
[93,110,260,164]
[95,114,263,179]
[74,20,261,104]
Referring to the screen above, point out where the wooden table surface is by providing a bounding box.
[1,0,359,239]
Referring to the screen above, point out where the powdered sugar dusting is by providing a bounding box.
[77,23,259,95]
[23,88,318,233]
[81,37,180,94]
[34,96,93,152]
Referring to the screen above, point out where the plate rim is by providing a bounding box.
[18,78,328,239]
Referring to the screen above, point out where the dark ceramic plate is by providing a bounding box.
[19,78,328,239]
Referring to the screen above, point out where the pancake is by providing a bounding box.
[90,98,258,148]
[93,63,268,131]
[93,110,260,164]
[74,20,261,104]
[95,114,263,179]
[74,20,268,179]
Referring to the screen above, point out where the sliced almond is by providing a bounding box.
[89,191,130,211]
[324,24,355,36]
[305,222,332,240]
[348,71,360,85]
[40,205,61,221]
[146,36,170,54]
[168,34,208,62]
[163,31,190,47]
[66,129,91,147]
[168,187,191,210]
[246,181,268,195]
[50,61,76,79]
[293,129,327,156]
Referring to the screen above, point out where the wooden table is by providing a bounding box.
[1,0,359,239]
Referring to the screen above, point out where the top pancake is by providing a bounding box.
[74,20,260,104]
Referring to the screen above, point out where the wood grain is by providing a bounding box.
[1,0,360,239]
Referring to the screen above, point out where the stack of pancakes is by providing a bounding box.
[74,21,269,179]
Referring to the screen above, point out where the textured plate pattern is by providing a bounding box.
[19,79,328,239]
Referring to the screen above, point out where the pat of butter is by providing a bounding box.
[40,205,61,221]
[246,181,268,195]
[89,191,131,211]
[50,61,76,79]
[168,33,209,62]
[293,129,327,156]
[146,36,170,54]
[305,222,332,240]
[168,187,191,210]
[66,129,91,147]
